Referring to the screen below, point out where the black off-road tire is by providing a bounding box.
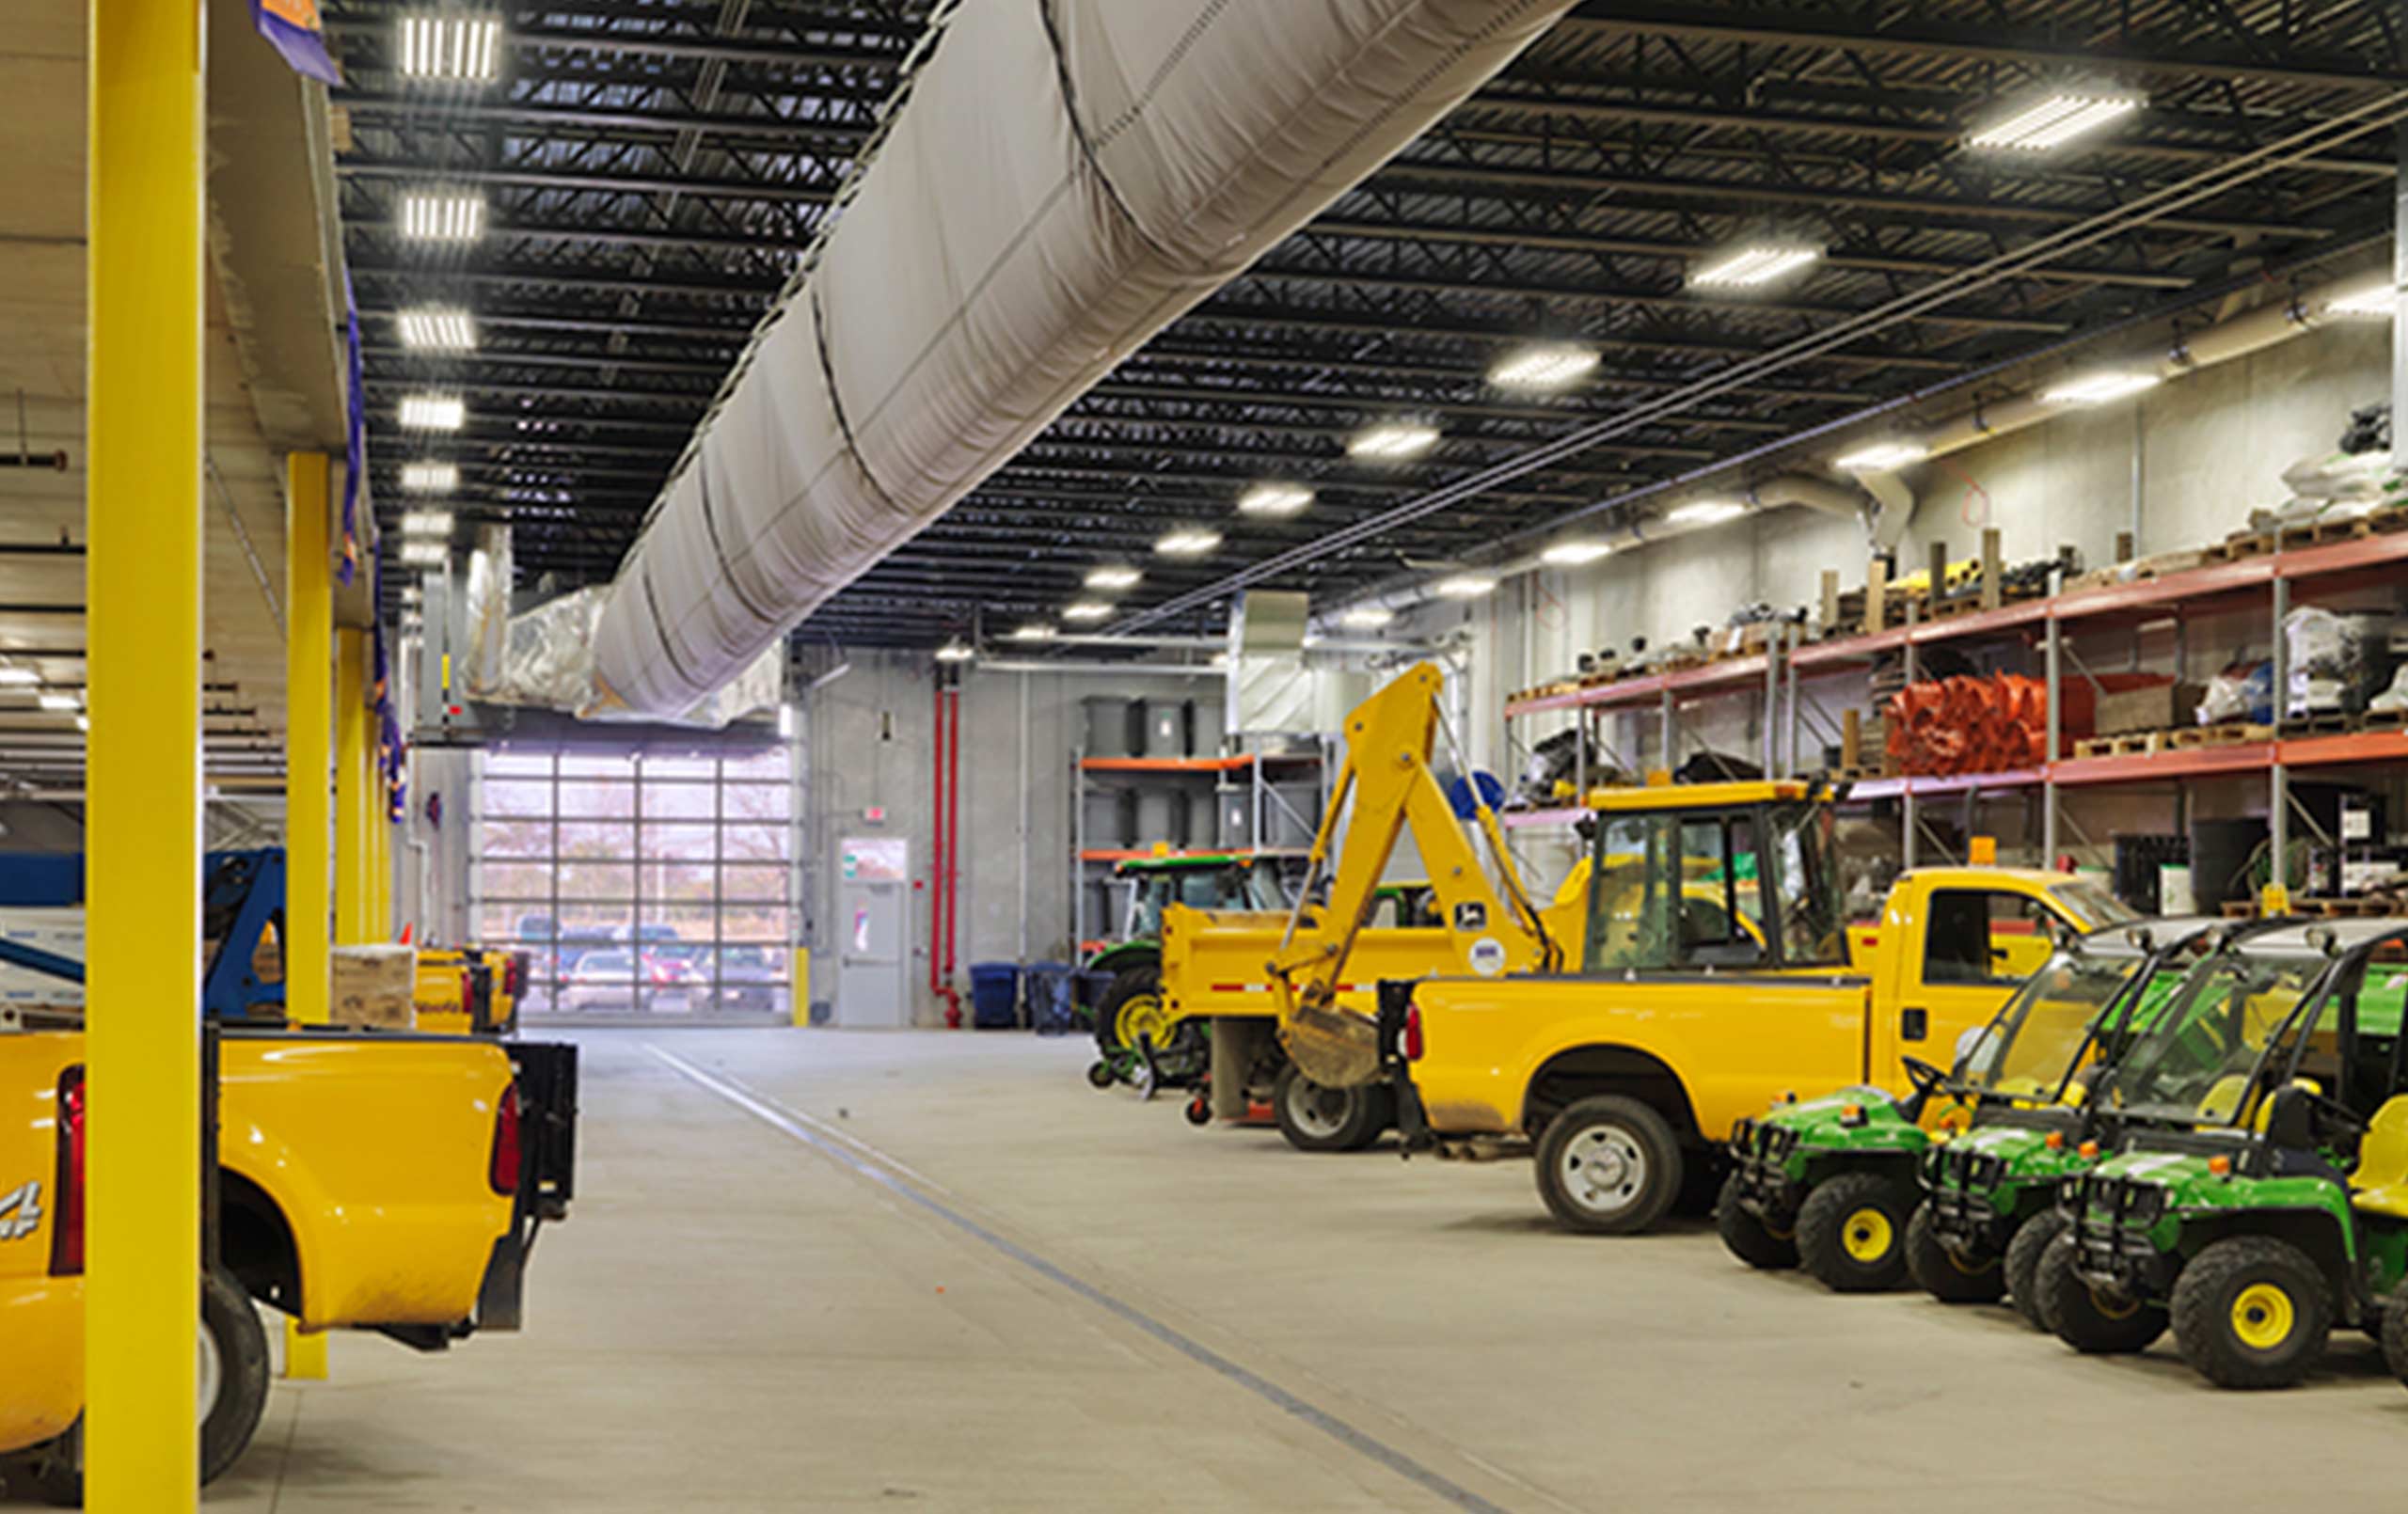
[2170,1235,2334,1390]
[2004,1210,2067,1330]
[1533,1096,1684,1235]
[1091,962,1162,1061]
[1907,1200,2006,1304]
[1271,1063,1388,1152]
[1715,1171,1798,1270]
[1796,1171,1918,1293]
[2039,1231,2167,1355]
[2381,1291,2408,1387]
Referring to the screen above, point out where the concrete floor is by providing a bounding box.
[33,1027,2408,1511]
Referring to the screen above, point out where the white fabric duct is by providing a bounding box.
[583,0,1576,718]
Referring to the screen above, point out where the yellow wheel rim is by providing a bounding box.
[1116,993,1179,1049]
[1842,1207,1894,1263]
[2231,1283,2295,1350]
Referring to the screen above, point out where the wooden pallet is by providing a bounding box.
[2292,896,2408,918]
[2210,530,2273,561]
[2221,901,2258,920]
[2167,721,2275,749]
[2289,711,2357,736]
[2073,731,2173,759]
[2361,706,2408,732]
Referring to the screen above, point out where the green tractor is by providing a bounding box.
[1085,853,1287,1094]
[2043,919,2408,1388]
[1914,916,2266,1321]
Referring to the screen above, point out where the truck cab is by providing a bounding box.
[1386,781,2133,1235]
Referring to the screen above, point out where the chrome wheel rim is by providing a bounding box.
[1561,1126,1646,1215]
[1287,1077,1353,1138]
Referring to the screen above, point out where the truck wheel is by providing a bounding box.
[1796,1172,1916,1292]
[1534,1096,1682,1235]
[1906,1200,2005,1304]
[2381,1290,2408,1387]
[1272,1064,1385,1152]
[2004,1210,2067,1330]
[2038,1231,2166,1355]
[1715,1171,1798,1270]
[2170,1236,2333,1390]
[12,1268,271,1506]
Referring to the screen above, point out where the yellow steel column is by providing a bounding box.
[335,627,372,940]
[86,0,205,1506]
[280,455,334,1380]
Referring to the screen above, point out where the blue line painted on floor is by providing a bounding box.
[644,1043,1513,1514]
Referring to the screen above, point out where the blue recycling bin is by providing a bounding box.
[969,962,1022,1030]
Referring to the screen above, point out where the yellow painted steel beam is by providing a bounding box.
[334,627,372,942]
[86,0,205,1505]
[280,455,333,1381]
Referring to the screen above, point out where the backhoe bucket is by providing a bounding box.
[1280,994,1382,1088]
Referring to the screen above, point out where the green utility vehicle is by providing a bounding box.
[2045,919,2408,1388]
[1914,917,2261,1321]
[1085,854,1289,1091]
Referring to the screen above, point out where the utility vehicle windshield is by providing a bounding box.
[1585,799,1843,971]
[2103,950,2328,1128]
[1954,945,2151,1103]
[1125,861,1284,938]
[2048,880,2142,932]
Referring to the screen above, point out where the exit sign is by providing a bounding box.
[864,806,887,823]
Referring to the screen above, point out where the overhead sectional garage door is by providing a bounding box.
[475,745,797,1023]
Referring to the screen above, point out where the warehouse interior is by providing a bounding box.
[13,1,2408,1510]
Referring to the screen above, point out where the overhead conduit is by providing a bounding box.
[581,0,1577,718]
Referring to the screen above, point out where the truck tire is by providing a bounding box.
[2004,1210,2067,1330]
[12,1268,271,1506]
[2381,1290,2408,1388]
[1906,1200,2005,1304]
[2170,1235,2333,1390]
[1271,1063,1387,1152]
[1715,1171,1798,1270]
[1796,1172,1916,1292]
[2038,1231,2166,1355]
[1534,1096,1682,1235]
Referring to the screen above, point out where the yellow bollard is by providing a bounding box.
[791,948,812,1026]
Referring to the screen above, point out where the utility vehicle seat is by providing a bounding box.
[2349,1096,2408,1219]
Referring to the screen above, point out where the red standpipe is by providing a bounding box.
[944,685,961,995]
[930,679,962,1028]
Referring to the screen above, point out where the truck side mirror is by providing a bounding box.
[2265,1083,2317,1151]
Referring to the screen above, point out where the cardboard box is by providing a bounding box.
[331,945,417,1030]
[2093,681,2206,736]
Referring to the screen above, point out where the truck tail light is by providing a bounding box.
[1403,1003,1424,1062]
[489,1082,523,1196]
[54,1071,86,1276]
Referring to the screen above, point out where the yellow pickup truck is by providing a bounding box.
[1381,781,2133,1234]
[0,1022,577,1502]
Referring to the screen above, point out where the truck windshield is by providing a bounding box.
[2048,879,2142,930]
[2104,951,2327,1127]
[1585,800,1844,971]
[1954,947,2148,1102]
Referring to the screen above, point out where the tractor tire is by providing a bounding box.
[1533,1096,1683,1235]
[2004,1210,2067,1330]
[2381,1291,2408,1388]
[2170,1235,2333,1390]
[2038,1231,2167,1355]
[1796,1172,1917,1293]
[1271,1064,1387,1153]
[1715,1171,1798,1270]
[1907,1200,2006,1304]
[1091,962,1162,1063]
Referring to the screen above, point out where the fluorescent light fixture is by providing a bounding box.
[400,190,485,243]
[1836,440,1927,473]
[1967,90,2142,152]
[400,541,449,567]
[399,393,466,431]
[1238,482,1314,516]
[1154,528,1222,557]
[397,307,476,352]
[401,462,458,492]
[399,509,454,536]
[1084,564,1141,591]
[1348,422,1439,460]
[74,715,88,733]
[934,640,975,663]
[1434,574,1497,599]
[1541,539,1614,566]
[0,668,35,686]
[400,14,501,81]
[2040,370,2161,406]
[1010,623,1056,641]
[776,704,795,740]
[1489,344,1600,390]
[400,585,422,605]
[1062,600,1113,623]
[1689,242,1822,291]
[37,692,78,713]
[2325,284,2397,319]
[1667,500,1748,527]
[1338,605,1395,630]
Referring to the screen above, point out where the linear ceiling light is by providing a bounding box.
[0,668,36,686]
[1836,441,1927,473]
[399,510,454,536]
[1084,564,1141,591]
[401,189,486,243]
[2040,371,2160,406]
[1337,605,1395,629]
[397,307,476,352]
[400,541,449,566]
[1967,90,2143,152]
[1540,539,1613,566]
[2326,284,2398,319]
[1488,344,1600,390]
[1154,528,1222,557]
[36,692,78,713]
[1688,242,1822,291]
[399,393,466,431]
[1238,482,1314,516]
[400,14,501,82]
[1062,600,1114,623]
[1348,422,1439,460]
[1009,623,1056,641]
[1667,500,1748,527]
[400,462,458,492]
[934,640,975,663]
[1434,574,1497,599]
